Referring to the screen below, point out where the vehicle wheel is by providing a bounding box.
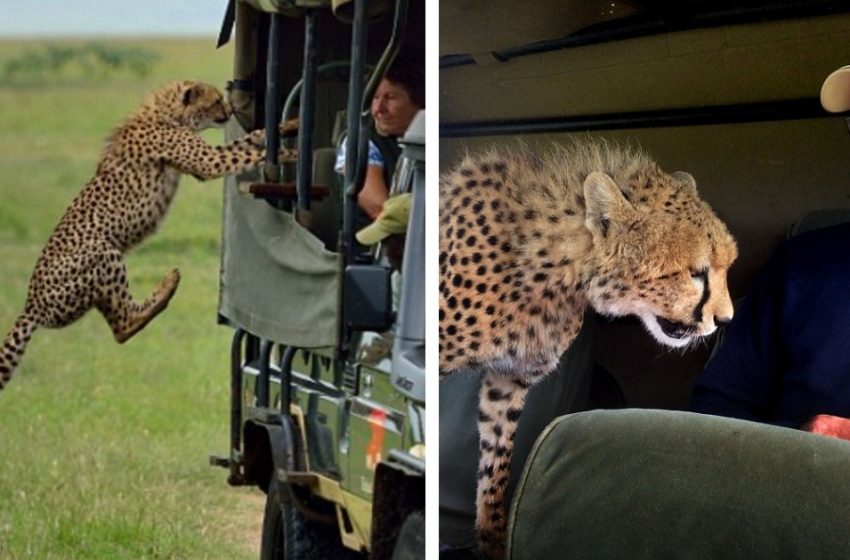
[259,474,363,560]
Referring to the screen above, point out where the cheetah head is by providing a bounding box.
[177,81,232,131]
[582,171,738,348]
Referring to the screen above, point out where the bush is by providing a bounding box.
[2,42,160,83]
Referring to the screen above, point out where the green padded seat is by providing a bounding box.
[509,409,850,560]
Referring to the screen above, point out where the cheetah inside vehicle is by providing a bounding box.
[440,1,850,559]
[438,141,737,558]
[210,1,425,558]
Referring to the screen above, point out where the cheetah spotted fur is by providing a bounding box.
[0,80,296,389]
[439,140,738,559]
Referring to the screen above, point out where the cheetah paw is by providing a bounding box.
[278,148,298,163]
[280,118,299,137]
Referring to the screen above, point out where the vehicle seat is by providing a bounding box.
[300,111,348,251]
[309,147,342,250]
[788,208,850,237]
[509,409,850,560]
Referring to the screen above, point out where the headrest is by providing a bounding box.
[820,65,850,113]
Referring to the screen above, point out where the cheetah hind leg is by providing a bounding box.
[96,258,181,344]
[476,370,530,559]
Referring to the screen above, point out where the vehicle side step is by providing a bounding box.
[209,451,246,486]
[209,454,231,469]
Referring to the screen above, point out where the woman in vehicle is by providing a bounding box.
[335,53,425,220]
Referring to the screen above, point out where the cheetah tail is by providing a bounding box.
[0,313,38,391]
[476,371,530,559]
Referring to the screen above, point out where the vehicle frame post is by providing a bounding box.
[296,10,318,212]
[264,12,283,182]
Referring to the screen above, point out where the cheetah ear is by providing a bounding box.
[583,172,633,238]
[182,83,202,106]
[672,171,697,194]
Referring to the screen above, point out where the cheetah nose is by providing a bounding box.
[714,315,732,327]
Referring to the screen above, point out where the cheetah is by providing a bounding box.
[0,80,296,390]
[439,140,738,559]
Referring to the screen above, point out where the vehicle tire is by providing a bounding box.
[259,474,364,560]
[391,511,424,560]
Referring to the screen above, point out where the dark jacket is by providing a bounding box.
[690,223,850,428]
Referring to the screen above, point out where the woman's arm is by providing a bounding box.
[357,165,389,220]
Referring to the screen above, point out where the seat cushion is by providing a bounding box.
[509,409,850,559]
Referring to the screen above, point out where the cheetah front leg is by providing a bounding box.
[477,370,531,559]
[94,251,180,343]
[230,120,299,149]
[156,129,297,181]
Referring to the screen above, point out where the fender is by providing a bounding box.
[242,413,299,499]
[371,456,425,559]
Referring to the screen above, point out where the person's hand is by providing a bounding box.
[802,414,850,441]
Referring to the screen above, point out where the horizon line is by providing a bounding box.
[0,32,220,40]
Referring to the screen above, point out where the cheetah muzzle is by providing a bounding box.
[439,140,738,559]
[0,80,298,390]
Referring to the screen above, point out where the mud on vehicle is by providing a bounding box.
[210,1,425,558]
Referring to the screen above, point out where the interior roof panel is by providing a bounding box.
[438,0,640,56]
[439,14,850,123]
[440,1,850,63]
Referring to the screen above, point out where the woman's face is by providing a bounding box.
[371,78,420,136]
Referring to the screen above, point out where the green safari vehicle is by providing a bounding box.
[209,1,425,558]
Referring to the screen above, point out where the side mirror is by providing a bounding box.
[344,264,393,332]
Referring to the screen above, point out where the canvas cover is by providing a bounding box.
[218,120,341,348]
[509,409,850,559]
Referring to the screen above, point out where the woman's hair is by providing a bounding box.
[383,51,425,108]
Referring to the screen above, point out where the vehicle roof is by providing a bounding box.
[440,0,849,60]
[440,3,850,125]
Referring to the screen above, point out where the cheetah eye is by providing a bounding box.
[690,268,707,279]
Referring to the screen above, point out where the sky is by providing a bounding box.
[0,0,227,37]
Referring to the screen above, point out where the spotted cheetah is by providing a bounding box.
[0,80,296,390]
[439,140,738,559]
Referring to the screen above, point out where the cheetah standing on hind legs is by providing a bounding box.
[0,80,297,390]
[439,140,739,559]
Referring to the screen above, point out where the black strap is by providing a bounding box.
[372,132,401,188]
[217,0,236,48]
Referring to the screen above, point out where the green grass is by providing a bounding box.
[0,38,264,559]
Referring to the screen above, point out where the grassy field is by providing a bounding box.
[0,38,264,559]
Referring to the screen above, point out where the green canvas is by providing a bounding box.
[218,120,341,348]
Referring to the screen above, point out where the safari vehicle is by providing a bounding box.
[440,1,850,558]
[209,1,425,558]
